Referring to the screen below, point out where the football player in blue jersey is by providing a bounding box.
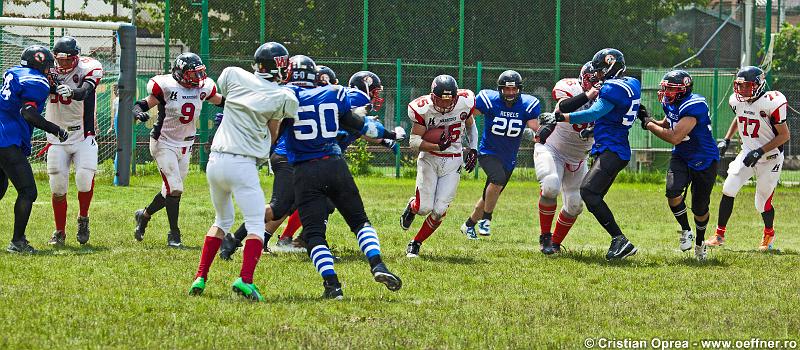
[637,70,718,261]
[460,70,540,238]
[0,45,69,253]
[283,56,406,299]
[539,48,641,260]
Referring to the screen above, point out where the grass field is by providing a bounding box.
[0,171,799,348]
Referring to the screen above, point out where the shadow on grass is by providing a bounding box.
[417,254,486,265]
[722,247,799,256]
[557,249,659,267]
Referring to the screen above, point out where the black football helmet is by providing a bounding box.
[21,45,56,77]
[497,70,522,105]
[733,66,766,102]
[52,36,81,74]
[579,61,598,91]
[431,74,459,114]
[348,71,384,111]
[316,65,338,86]
[253,42,289,82]
[658,70,693,104]
[172,52,207,88]
[590,48,626,81]
[286,55,317,88]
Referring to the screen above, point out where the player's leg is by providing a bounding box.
[431,157,462,239]
[754,153,783,251]
[190,152,235,296]
[0,146,39,253]
[689,161,717,260]
[0,168,7,201]
[579,151,634,260]
[665,155,694,252]
[162,146,191,247]
[401,155,436,231]
[46,144,71,245]
[135,139,167,241]
[552,160,587,252]
[463,155,509,237]
[707,151,753,246]
[230,156,268,301]
[294,160,343,299]
[74,136,98,245]
[327,159,401,291]
[534,144,562,253]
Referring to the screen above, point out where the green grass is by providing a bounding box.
[0,172,799,348]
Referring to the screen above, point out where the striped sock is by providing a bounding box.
[356,225,381,259]
[552,210,577,244]
[310,245,336,277]
[538,201,557,235]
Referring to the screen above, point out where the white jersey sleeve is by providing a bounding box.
[552,78,583,101]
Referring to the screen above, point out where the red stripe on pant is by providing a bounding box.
[160,171,171,195]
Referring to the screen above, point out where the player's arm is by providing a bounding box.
[20,101,68,141]
[268,119,282,145]
[410,123,441,152]
[340,107,404,140]
[131,95,160,123]
[465,114,478,150]
[761,122,790,153]
[644,115,696,145]
[556,87,599,113]
[556,97,614,124]
[55,76,97,101]
[206,93,225,108]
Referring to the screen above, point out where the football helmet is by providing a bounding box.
[172,52,207,88]
[348,71,384,111]
[733,66,766,102]
[658,70,693,104]
[496,70,522,105]
[286,55,317,88]
[579,61,598,92]
[253,42,289,82]
[316,65,338,86]
[52,36,80,74]
[590,48,626,81]
[430,75,458,114]
[21,45,56,77]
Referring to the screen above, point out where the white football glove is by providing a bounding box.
[393,126,407,141]
[522,128,535,142]
[56,84,73,98]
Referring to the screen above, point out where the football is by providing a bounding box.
[422,127,446,144]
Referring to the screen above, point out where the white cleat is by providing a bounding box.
[477,219,491,236]
[679,229,694,252]
[461,223,479,240]
[694,243,707,261]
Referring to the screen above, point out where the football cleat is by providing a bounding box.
[322,280,344,300]
[77,216,90,245]
[400,197,416,230]
[219,233,242,260]
[133,209,149,242]
[371,263,402,291]
[274,236,305,253]
[477,219,491,236]
[48,230,66,246]
[679,229,694,252]
[167,230,183,248]
[704,234,724,247]
[606,235,637,260]
[406,240,421,258]
[461,223,479,240]
[551,242,563,254]
[539,233,555,255]
[695,243,707,261]
[231,278,263,302]
[7,240,36,254]
[759,233,775,252]
[188,277,206,296]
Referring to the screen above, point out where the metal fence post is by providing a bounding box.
[395,58,402,178]
[554,0,561,81]
[164,0,171,73]
[765,0,773,85]
[474,61,482,180]
[362,0,368,70]
[199,0,210,171]
[458,0,465,83]
[260,0,266,43]
[49,0,55,46]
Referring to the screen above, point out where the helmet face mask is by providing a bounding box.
[349,71,384,111]
[430,75,459,114]
[54,53,78,74]
[733,66,766,102]
[431,94,456,113]
[496,70,522,105]
[658,70,692,104]
[579,62,599,91]
[316,66,338,87]
[52,36,80,74]
[172,53,207,88]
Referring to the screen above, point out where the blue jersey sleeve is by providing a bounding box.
[678,97,709,121]
[599,81,630,108]
[524,96,541,121]
[17,74,50,112]
[568,98,614,124]
[475,89,493,115]
[347,88,370,109]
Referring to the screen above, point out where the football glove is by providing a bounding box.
[536,124,555,144]
[132,102,151,123]
[57,129,69,143]
[637,105,652,130]
[579,126,594,141]
[717,138,730,157]
[393,126,407,141]
[437,128,453,151]
[522,127,535,142]
[538,112,564,125]
[56,84,73,98]
[380,138,400,155]
[742,148,764,167]
[464,148,478,172]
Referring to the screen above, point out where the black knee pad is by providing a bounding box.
[18,185,37,203]
[691,207,709,218]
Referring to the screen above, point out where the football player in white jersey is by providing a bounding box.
[189,42,298,302]
[535,62,599,254]
[45,36,104,246]
[706,66,790,251]
[400,75,479,258]
[131,53,224,247]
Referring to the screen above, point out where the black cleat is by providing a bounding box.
[539,232,555,255]
[167,230,183,248]
[134,209,149,242]
[322,280,344,300]
[77,216,90,245]
[406,240,421,258]
[7,240,36,254]
[371,263,402,291]
[400,197,416,230]
[552,242,562,254]
[606,235,637,260]
[219,233,242,260]
[48,230,66,246]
